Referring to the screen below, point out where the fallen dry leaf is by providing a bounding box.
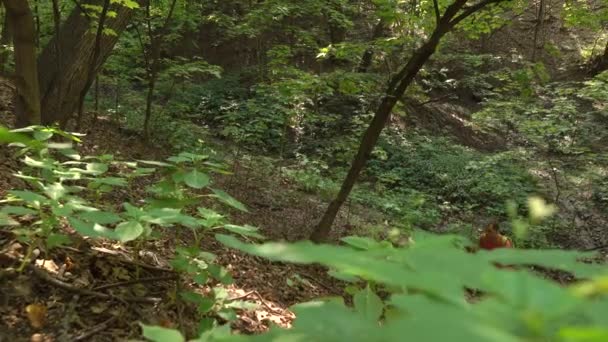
[25,304,47,329]
[35,259,59,274]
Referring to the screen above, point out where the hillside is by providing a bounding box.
[1,0,608,341]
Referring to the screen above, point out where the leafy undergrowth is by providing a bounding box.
[0,119,356,341]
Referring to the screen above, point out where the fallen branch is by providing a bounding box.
[29,265,161,304]
[228,290,284,314]
[73,316,118,341]
[93,275,178,291]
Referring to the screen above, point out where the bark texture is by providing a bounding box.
[3,0,40,126]
[37,0,135,125]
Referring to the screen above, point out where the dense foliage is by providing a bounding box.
[1,0,608,340]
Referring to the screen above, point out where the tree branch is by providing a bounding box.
[449,0,506,28]
[433,0,441,25]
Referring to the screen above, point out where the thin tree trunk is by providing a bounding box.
[310,0,507,242]
[143,76,156,135]
[94,75,99,112]
[531,0,545,61]
[37,0,137,125]
[2,0,40,126]
[50,0,62,119]
[33,0,39,48]
[0,11,12,73]
[75,0,110,130]
[357,20,386,73]
[142,0,178,137]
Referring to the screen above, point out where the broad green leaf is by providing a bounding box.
[69,218,115,239]
[33,129,53,141]
[482,249,607,279]
[141,324,184,342]
[115,221,144,242]
[180,291,215,314]
[209,189,248,212]
[77,211,122,225]
[354,286,384,322]
[0,213,18,226]
[141,208,199,228]
[288,300,381,341]
[86,162,109,175]
[46,233,72,250]
[184,170,210,189]
[23,156,53,169]
[137,159,174,167]
[342,236,386,250]
[0,126,38,147]
[9,190,47,204]
[1,206,37,215]
[221,224,264,239]
[43,183,67,200]
[387,295,519,342]
[559,327,608,342]
[91,177,128,187]
[216,234,414,288]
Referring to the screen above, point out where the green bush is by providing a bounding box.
[368,133,537,214]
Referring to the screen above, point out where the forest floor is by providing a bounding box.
[1,67,608,341]
[0,80,391,340]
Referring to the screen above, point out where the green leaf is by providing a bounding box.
[140,324,184,342]
[137,159,173,167]
[209,189,248,212]
[115,221,144,242]
[222,224,264,239]
[342,236,385,250]
[23,156,52,169]
[68,218,116,239]
[180,291,215,313]
[217,309,237,322]
[43,183,67,200]
[47,233,72,250]
[559,327,608,342]
[0,126,37,146]
[354,286,384,322]
[91,177,128,187]
[0,213,18,226]
[1,206,37,215]
[184,170,210,189]
[9,190,47,204]
[33,129,53,141]
[86,162,109,175]
[77,211,122,225]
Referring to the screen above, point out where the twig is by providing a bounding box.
[228,290,284,314]
[227,290,256,301]
[413,93,457,107]
[583,244,608,252]
[297,271,335,292]
[93,275,178,291]
[73,316,118,341]
[115,258,176,274]
[29,265,161,304]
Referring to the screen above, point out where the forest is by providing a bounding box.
[0,0,607,340]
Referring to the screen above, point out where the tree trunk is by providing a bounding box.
[141,0,178,137]
[357,20,386,73]
[0,12,12,73]
[3,0,40,126]
[75,0,110,130]
[143,75,156,136]
[310,0,506,242]
[531,0,545,61]
[37,0,136,125]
